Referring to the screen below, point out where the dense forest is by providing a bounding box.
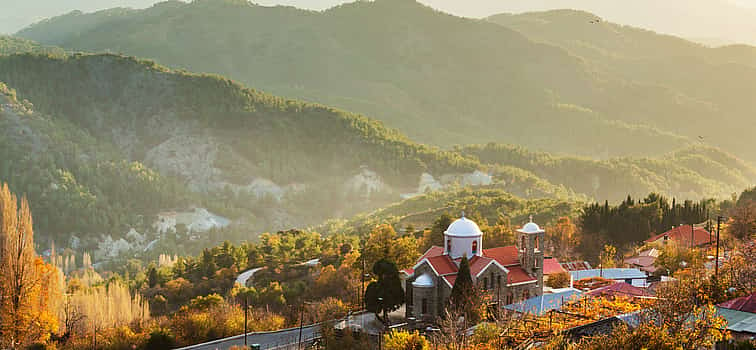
[317,187,580,237]
[0,81,190,244]
[461,143,756,201]
[0,50,752,261]
[13,0,722,159]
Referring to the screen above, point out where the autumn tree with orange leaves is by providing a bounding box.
[0,183,62,348]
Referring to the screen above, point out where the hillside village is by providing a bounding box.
[0,0,755,349]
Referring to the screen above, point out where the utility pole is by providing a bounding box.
[715,216,724,279]
[691,223,694,249]
[298,304,305,350]
[244,296,248,347]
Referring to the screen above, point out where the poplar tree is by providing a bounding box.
[0,182,61,347]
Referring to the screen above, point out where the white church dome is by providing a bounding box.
[444,216,482,237]
[518,221,544,234]
[412,273,435,288]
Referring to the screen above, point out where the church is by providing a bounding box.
[402,214,547,321]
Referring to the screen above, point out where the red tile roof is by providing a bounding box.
[543,258,567,275]
[624,256,656,268]
[645,225,712,247]
[427,255,458,275]
[718,293,756,313]
[507,266,537,284]
[483,246,520,266]
[586,282,652,298]
[470,256,495,276]
[561,261,592,271]
[411,244,537,287]
[443,275,457,286]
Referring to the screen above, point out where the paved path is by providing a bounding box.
[235,267,264,287]
[175,324,321,350]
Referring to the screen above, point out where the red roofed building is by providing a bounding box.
[403,215,548,321]
[718,293,756,313]
[645,224,712,248]
[586,282,653,298]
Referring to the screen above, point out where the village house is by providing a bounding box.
[645,224,713,248]
[401,214,557,321]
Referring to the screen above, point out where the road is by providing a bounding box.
[175,324,321,350]
[235,267,265,287]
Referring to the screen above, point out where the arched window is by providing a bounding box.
[534,236,540,251]
[472,240,478,255]
[483,277,488,290]
[447,239,452,253]
[521,236,526,251]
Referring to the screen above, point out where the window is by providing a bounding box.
[523,290,530,300]
[421,298,428,314]
[497,275,501,288]
[506,292,513,305]
[483,277,488,290]
[472,240,478,255]
[521,236,526,251]
[534,236,539,251]
[447,239,452,253]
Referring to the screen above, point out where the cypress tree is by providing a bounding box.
[448,255,483,324]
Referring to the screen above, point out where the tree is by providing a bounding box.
[448,256,484,324]
[362,224,419,270]
[383,329,430,350]
[546,271,570,289]
[487,215,515,248]
[365,259,404,322]
[547,216,577,258]
[430,214,453,247]
[0,183,61,347]
[728,202,755,241]
[148,266,159,288]
[598,244,618,268]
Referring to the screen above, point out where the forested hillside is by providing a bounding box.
[486,9,756,160]
[16,0,712,159]
[0,52,487,248]
[0,35,64,56]
[0,81,190,245]
[462,143,756,201]
[318,187,580,236]
[0,50,751,262]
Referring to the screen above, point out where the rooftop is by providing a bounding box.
[503,288,583,316]
[718,293,756,314]
[645,224,712,247]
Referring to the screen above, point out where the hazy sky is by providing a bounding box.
[3,0,756,45]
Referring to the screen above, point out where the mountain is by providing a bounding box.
[460,143,756,202]
[317,187,580,236]
[0,52,489,250]
[16,0,716,160]
[1,50,751,259]
[489,0,756,46]
[0,35,65,56]
[0,80,192,247]
[0,0,157,34]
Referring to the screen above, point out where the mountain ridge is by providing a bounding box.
[15,0,716,160]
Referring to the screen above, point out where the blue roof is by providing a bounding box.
[716,307,756,334]
[503,289,583,316]
[570,268,647,281]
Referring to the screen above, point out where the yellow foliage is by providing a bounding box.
[383,329,430,350]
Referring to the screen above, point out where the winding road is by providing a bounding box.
[235,267,265,287]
